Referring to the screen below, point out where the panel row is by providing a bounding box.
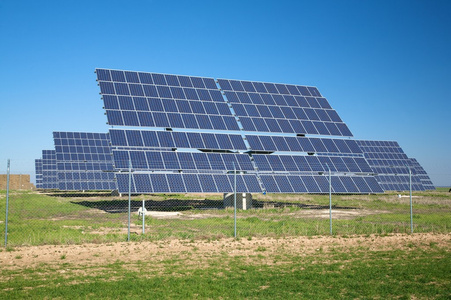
[253,154,373,173]
[365,154,411,170]
[53,132,109,142]
[217,78,321,97]
[57,162,114,172]
[112,150,254,171]
[96,69,218,89]
[116,173,383,194]
[224,90,329,107]
[57,171,115,182]
[357,140,402,148]
[56,153,112,162]
[376,175,422,184]
[103,95,231,115]
[109,129,247,151]
[378,183,425,192]
[233,102,338,121]
[239,116,351,136]
[246,135,362,154]
[116,173,262,194]
[364,152,409,160]
[105,110,240,131]
[58,181,117,191]
[99,81,225,101]
[260,175,383,194]
[370,166,411,175]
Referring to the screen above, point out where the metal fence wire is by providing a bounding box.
[1,161,450,247]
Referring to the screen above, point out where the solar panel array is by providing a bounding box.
[95,69,393,194]
[409,158,435,190]
[35,159,43,189]
[356,140,434,191]
[34,68,434,193]
[41,150,58,189]
[53,132,116,191]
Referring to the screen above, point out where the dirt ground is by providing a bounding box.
[1,233,449,270]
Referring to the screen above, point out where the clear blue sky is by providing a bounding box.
[0,0,450,186]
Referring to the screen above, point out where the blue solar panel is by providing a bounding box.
[199,174,217,192]
[114,150,254,173]
[53,132,116,191]
[41,150,58,189]
[301,176,321,193]
[287,176,308,193]
[97,69,388,195]
[356,140,434,191]
[96,69,233,131]
[274,176,294,193]
[260,175,280,193]
[35,159,43,189]
[109,129,248,151]
[217,78,352,136]
[213,175,233,192]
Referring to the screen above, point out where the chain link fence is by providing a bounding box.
[1,160,451,247]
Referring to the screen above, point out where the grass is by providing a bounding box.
[0,189,450,246]
[0,238,449,299]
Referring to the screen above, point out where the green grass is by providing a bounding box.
[0,240,449,299]
[1,189,450,246]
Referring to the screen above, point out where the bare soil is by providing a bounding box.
[1,233,449,271]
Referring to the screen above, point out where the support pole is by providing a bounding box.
[128,160,131,242]
[233,161,237,238]
[142,199,145,234]
[409,167,413,233]
[328,164,332,235]
[4,159,10,247]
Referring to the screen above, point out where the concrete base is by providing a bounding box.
[223,193,252,210]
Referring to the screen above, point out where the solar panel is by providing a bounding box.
[246,135,361,154]
[109,129,247,151]
[96,69,238,131]
[35,159,43,189]
[41,150,58,189]
[53,132,116,191]
[217,78,352,136]
[356,140,434,191]
[113,150,255,172]
[95,69,390,194]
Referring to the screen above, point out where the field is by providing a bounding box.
[0,189,450,298]
[0,233,450,298]
[1,189,450,246]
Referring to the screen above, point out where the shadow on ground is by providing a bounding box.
[71,198,356,214]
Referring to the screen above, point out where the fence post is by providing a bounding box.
[328,164,332,235]
[4,159,10,247]
[128,159,131,242]
[233,161,237,238]
[142,198,145,235]
[409,167,413,233]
